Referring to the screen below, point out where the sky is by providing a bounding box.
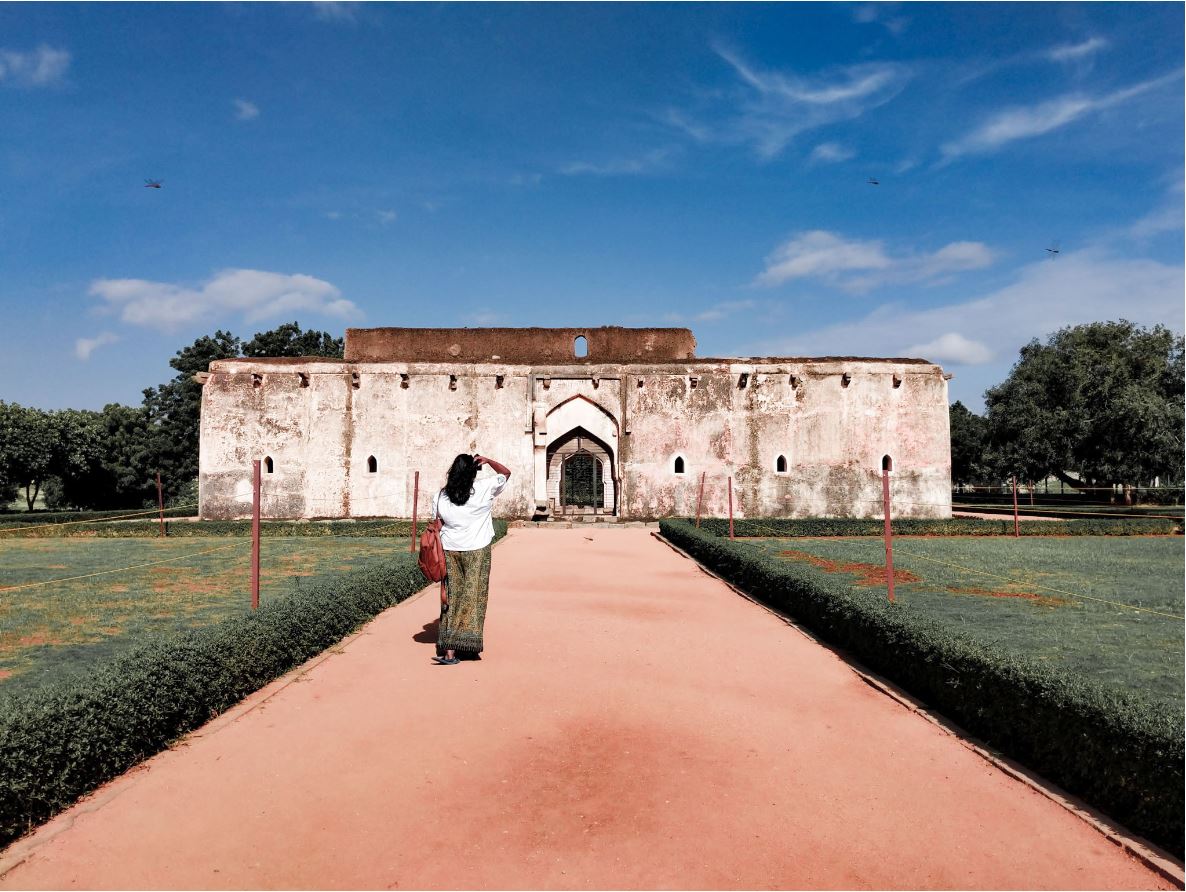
[1,2,1182,413]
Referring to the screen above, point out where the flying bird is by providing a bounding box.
[867,177,880,186]
[1046,241,1060,258]
[144,179,162,189]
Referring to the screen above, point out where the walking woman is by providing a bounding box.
[432,453,511,665]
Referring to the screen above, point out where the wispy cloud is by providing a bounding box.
[664,299,759,325]
[560,149,671,177]
[755,230,994,291]
[902,332,993,365]
[376,209,397,224]
[747,250,1183,377]
[311,2,359,23]
[809,142,856,164]
[941,71,1181,161]
[851,4,909,36]
[0,45,70,87]
[233,98,260,121]
[89,269,359,332]
[1046,37,1109,63]
[74,332,119,361]
[666,46,910,159]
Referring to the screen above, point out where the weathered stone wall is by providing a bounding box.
[199,347,951,520]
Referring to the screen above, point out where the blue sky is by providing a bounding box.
[1,2,1182,413]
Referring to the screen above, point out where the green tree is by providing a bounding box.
[242,321,344,358]
[142,330,242,500]
[949,401,989,487]
[0,402,58,510]
[984,320,1185,499]
[52,405,155,509]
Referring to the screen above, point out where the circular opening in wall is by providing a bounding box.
[574,335,588,358]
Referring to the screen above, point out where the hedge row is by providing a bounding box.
[697,516,1179,538]
[0,520,506,850]
[0,506,195,527]
[659,519,1184,856]
[0,519,416,539]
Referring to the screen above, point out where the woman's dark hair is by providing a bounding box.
[444,453,479,505]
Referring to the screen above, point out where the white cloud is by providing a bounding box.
[809,142,856,164]
[376,209,397,224]
[756,230,994,291]
[326,211,342,220]
[665,300,759,325]
[747,250,1183,377]
[74,332,119,361]
[903,332,993,365]
[0,45,70,87]
[852,4,909,35]
[88,269,359,332]
[941,71,1181,161]
[1047,37,1109,63]
[669,47,910,159]
[560,149,671,177]
[312,2,358,22]
[233,98,260,121]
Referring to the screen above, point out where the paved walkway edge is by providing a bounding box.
[653,531,1185,886]
[0,584,437,881]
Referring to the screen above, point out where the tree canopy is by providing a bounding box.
[983,320,1184,488]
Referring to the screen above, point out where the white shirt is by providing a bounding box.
[433,472,508,551]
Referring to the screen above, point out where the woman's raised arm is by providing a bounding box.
[475,455,511,479]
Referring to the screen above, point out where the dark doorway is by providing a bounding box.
[562,452,604,510]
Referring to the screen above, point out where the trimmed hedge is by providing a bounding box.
[0,506,194,527]
[0,519,416,539]
[0,520,506,850]
[660,519,1184,856]
[698,516,1179,538]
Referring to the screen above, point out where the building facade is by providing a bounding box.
[197,327,952,520]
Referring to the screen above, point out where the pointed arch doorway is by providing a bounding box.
[546,427,617,516]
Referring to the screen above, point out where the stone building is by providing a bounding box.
[196,327,952,520]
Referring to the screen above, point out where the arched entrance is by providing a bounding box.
[546,426,616,516]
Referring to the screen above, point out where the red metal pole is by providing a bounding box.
[251,460,261,610]
[156,471,165,538]
[410,470,419,552]
[695,472,706,528]
[728,476,735,540]
[882,468,895,604]
[1012,475,1020,538]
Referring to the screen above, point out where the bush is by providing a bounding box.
[0,520,506,850]
[0,518,416,539]
[0,505,195,527]
[697,516,1179,538]
[659,519,1184,856]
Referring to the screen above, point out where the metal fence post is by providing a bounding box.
[251,460,261,610]
[728,476,735,540]
[1012,475,1020,538]
[410,470,420,552]
[882,466,895,603]
[156,471,166,538]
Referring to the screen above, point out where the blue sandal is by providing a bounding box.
[432,655,460,665]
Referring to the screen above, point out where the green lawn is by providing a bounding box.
[742,535,1185,709]
[0,536,409,696]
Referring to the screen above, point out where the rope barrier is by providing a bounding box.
[750,533,1184,621]
[0,542,247,594]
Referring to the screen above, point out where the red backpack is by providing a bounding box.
[418,516,446,583]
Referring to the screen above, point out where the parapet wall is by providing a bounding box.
[344,326,696,364]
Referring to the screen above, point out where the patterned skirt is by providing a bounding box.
[437,543,493,655]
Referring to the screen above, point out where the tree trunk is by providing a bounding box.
[24,481,40,511]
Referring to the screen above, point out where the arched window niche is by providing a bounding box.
[776,455,788,473]
[367,455,378,473]
[882,454,893,473]
[673,456,686,475]
[574,335,588,358]
[264,456,274,474]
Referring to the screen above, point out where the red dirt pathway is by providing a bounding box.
[0,529,1175,890]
